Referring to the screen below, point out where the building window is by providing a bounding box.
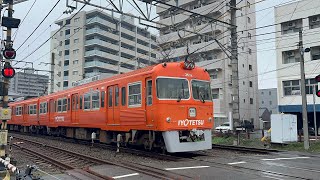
[247,17,251,23]
[74,28,80,33]
[250,81,253,87]
[249,64,252,71]
[250,98,253,104]
[283,50,300,64]
[84,93,91,110]
[74,38,79,44]
[74,17,80,22]
[248,32,251,39]
[66,19,70,25]
[65,39,70,45]
[243,81,245,85]
[64,71,69,76]
[210,71,218,79]
[248,48,252,54]
[63,81,68,87]
[121,87,126,106]
[281,19,302,34]
[310,46,320,60]
[269,101,272,105]
[72,71,78,75]
[92,91,100,109]
[262,101,264,104]
[212,93,219,99]
[128,82,141,106]
[261,92,264,95]
[73,60,79,64]
[65,29,70,35]
[309,15,320,29]
[283,80,300,95]
[73,49,79,54]
[269,91,271,95]
[243,99,246,103]
[65,50,69,56]
[59,41,62,46]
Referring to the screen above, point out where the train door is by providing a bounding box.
[107,85,120,125]
[107,86,114,125]
[71,94,79,124]
[49,99,54,124]
[23,104,27,124]
[145,78,153,126]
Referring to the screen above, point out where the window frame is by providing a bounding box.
[29,104,37,115]
[191,79,212,102]
[15,106,22,116]
[91,91,100,110]
[128,81,142,107]
[39,102,48,114]
[83,93,91,110]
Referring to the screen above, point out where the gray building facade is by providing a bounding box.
[259,88,279,117]
[50,9,157,92]
[9,69,49,97]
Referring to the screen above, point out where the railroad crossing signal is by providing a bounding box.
[315,75,320,97]
[2,62,15,78]
[3,47,16,59]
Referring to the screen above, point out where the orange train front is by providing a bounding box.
[9,62,214,152]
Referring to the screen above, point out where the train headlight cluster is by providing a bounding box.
[166,117,171,123]
[208,117,212,122]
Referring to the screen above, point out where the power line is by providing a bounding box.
[12,0,38,41]
[15,0,62,51]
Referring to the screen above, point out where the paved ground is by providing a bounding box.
[40,150,319,180]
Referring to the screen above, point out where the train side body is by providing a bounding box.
[9,62,214,152]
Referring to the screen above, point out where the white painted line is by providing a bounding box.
[261,157,310,161]
[113,173,139,179]
[262,172,284,178]
[165,166,210,171]
[262,175,284,180]
[227,161,246,165]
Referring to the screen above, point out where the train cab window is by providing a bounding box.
[84,93,91,110]
[191,80,212,101]
[147,80,152,105]
[101,91,105,108]
[115,86,119,106]
[121,87,126,106]
[92,91,100,109]
[108,88,113,107]
[128,82,141,107]
[156,78,189,100]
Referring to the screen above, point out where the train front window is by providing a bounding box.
[156,78,189,100]
[192,80,212,101]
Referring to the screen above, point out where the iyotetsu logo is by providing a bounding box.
[178,119,204,126]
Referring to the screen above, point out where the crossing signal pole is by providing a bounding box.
[0,0,19,178]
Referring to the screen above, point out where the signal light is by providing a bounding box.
[315,75,320,97]
[2,62,15,78]
[3,47,16,59]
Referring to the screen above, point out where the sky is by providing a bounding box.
[3,0,301,89]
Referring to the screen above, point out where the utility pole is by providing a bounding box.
[313,84,318,140]
[299,29,309,150]
[230,0,240,131]
[50,53,55,94]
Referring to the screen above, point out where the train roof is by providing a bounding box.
[9,62,208,104]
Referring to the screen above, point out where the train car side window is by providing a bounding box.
[92,91,100,109]
[101,91,105,108]
[147,80,152,105]
[62,98,67,112]
[40,102,47,114]
[57,99,62,112]
[29,104,37,115]
[115,86,119,106]
[128,82,141,107]
[108,87,112,107]
[84,93,91,110]
[67,98,70,111]
[121,87,126,106]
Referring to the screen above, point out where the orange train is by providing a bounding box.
[8,62,213,152]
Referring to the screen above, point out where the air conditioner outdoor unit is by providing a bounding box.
[288,22,296,27]
[312,16,320,22]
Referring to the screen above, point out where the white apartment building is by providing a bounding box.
[50,9,157,92]
[275,0,320,130]
[156,0,259,128]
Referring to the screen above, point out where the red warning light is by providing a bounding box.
[317,90,320,97]
[2,62,15,78]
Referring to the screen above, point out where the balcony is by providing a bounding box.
[64,55,70,60]
[86,17,117,29]
[84,60,132,73]
[86,28,119,40]
[210,78,223,89]
[156,0,194,14]
[85,50,119,61]
[85,39,119,50]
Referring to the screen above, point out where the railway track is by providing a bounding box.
[212,144,280,154]
[12,136,193,180]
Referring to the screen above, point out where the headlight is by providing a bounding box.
[189,108,196,117]
[208,117,212,122]
[166,117,171,123]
